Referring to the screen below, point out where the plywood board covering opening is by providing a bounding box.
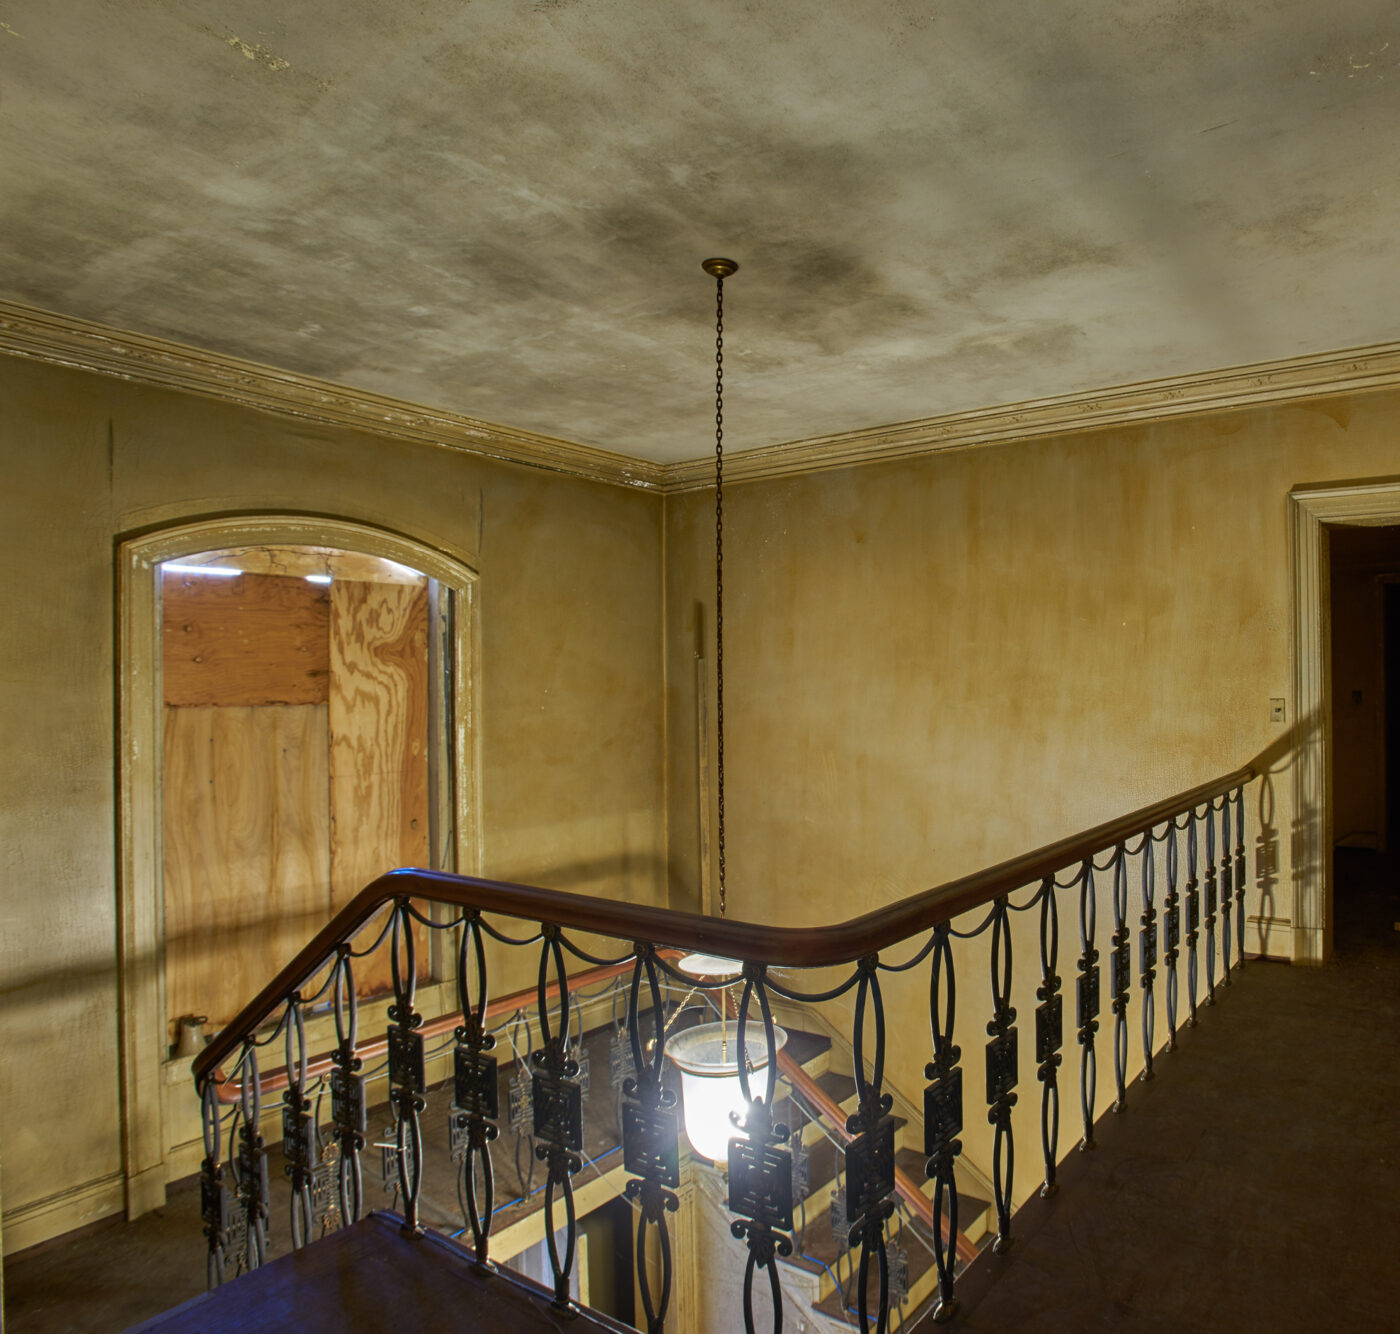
[161,558,433,1038]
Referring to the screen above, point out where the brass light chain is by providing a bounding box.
[713,268,727,920]
[702,258,736,921]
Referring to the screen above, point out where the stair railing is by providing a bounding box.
[194,761,1256,1333]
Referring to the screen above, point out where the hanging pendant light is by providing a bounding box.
[670,258,786,1163]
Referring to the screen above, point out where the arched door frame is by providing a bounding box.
[1289,480,1400,965]
[116,514,479,1217]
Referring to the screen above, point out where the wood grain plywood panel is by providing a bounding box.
[178,546,428,585]
[163,703,330,1034]
[162,571,330,706]
[329,582,430,991]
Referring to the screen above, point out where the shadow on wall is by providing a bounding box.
[0,852,670,1025]
[1241,711,1319,960]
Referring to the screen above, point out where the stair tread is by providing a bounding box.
[892,1146,993,1218]
[782,1029,832,1069]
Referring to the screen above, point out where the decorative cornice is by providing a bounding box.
[660,342,1400,492]
[0,299,665,491]
[4,298,1400,495]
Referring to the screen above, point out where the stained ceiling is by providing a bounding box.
[2,1,1397,463]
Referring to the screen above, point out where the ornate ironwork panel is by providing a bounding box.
[532,1072,583,1154]
[1140,919,1158,973]
[985,1028,1019,1105]
[311,1150,339,1235]
[387,1026,425,1094]
[1035,994,1063,1065]
[1077,964,1101,1028]
[454,1046,499,1120]
[845,1115,896,1222]
[1111,939,1131,1004]
[331,1067,366,1136]
[729,1138,795,1233]
[623,1101,680,1188]
[924,1066,963,1154]
[282,1106,315,1174]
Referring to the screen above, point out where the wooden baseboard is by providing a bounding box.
[2,1172,125,1257]
[1246,914,1295,961]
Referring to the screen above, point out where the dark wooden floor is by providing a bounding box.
[925,848,1400,1334]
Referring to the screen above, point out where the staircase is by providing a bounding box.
[352,1007,993,1330]
[743,1027,994,1331]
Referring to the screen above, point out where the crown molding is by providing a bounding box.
[0,298,665,491]
[659,341,1400,492]
[5,299,1400,496]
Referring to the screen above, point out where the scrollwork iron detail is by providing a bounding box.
[844,956,897,1333]
[1185,815,1201,1026]
[1034,878,1062,1197]
[621,945,678,1334]
[452,911,499,1264]
[1075,863,1100,1151]
[1138,840,1158,1083]
[532,927,583,1310]
[1204,808,1219,1005]
[1163,823,1181,1052]
[923,923,962,1323]
[727,963,793,1334]
[984,898,1018,1253]
[1109,847,1131,1113]
[386,899,425,1231]
[330,947,365,1229]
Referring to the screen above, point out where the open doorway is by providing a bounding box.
[158,545,446,1050]
[1327,523,1400,936]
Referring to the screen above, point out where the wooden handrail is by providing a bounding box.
[195,762,1255,1084]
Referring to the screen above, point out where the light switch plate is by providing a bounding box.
[1269,698,1286,723]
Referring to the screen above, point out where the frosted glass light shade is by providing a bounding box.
[667,1021,788,1163]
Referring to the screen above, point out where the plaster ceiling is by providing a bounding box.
[2,1,1398,464]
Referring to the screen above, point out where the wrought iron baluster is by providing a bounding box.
[1109,847,1131,1112]
[622,945,679,1334]
[1035,879,1062,1198]
[236,1039,269,1271]
[281,994,315,1248]
[452,911,500,1265]
[729,964,793,1334]
[386,899,425,1231]
[1139,836,1158,1083]
[199,1077,231,1288]
[985,897,1018,1252]
[1075,862,1100,1150]
[845,957,897,1333]
[1204,804,1218,1005]
[330,948,365,1228]
[532,926,583,1311]
[1234,785,1248,969]
[923,924,962,1324]
[1162,824,1181,1052]
[1185,815,1201,1027]
[1221,796,1234,983]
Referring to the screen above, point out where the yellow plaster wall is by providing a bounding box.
[0,355,666,1246]
[663,391,1400,1199]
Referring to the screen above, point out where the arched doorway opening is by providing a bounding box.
[117,516,478,1217]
